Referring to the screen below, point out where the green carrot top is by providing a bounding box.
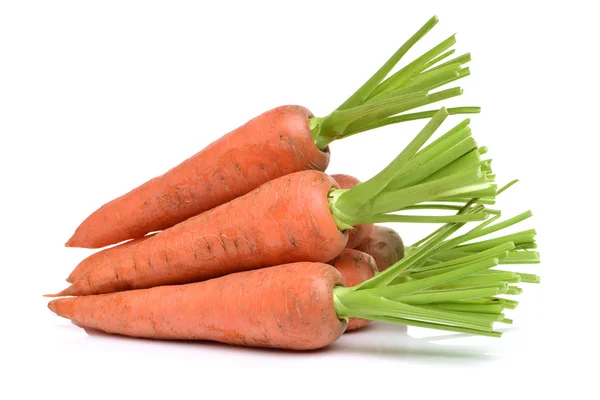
[328,107,496,230]
[333,183,540,338]
[310,16,479,150]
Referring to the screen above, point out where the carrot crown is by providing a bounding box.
[332,186,540,337]
[328,107,495,230]
[310,16,479,150]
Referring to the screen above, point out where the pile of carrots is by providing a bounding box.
[47,16,541,351]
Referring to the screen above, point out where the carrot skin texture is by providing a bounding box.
[66,234,156,283]
[331,174,374,249]
[61,171,348,296]
[66,106,330,249]
[330,249,377,331]
[49,263,347,351]
[355,225,405,271]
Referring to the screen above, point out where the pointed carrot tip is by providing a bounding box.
[44,284,76,298]
[47,300,57,314]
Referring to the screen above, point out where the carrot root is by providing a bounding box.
[49,263,347,351]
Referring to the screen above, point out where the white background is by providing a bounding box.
[1,1,597,399]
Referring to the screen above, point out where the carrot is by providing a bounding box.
[53,108,496,297]
[51,262,345,350]
[65,15,480,249]
[329,249,377,331]
[355,225,405,271]
[48,203,541,350]
[331,174,374,248]
[53,109,496,297]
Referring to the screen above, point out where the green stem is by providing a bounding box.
[341,107,480,138]
[370,257,501,299]
[360,220,469,289]
[337,293,495,330]
[434,273,520,290]
[338,108,448,214]
[419,306,507,323]
[422,49,457,70]
[328,187,539,339]
[343,87,464,136]
[453,229,537,253]
[305,16,479,154]
[313,91,428,148]
[424,303,506,315]
[391,138,478,190]
[369,34,458,98]
[362,213,488,224]
[367,166,489,215]
[364,63,464,106]
[336,16,439,110]
[426,248,540,265]
[425,53,472,73]
[396,286,503,304]
[362,315,503,338]
[506,286,523,295]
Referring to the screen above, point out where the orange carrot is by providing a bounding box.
[65,16,479,249]
[58,171,347,296]
[355,225,405,271]
[50,263,347,351]
[56,108,494,297]
[331,174,374,248]
[329,249,377,331]
[66,106,329,249]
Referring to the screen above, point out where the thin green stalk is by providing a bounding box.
[386,130,479,191]
[328,189,539,339]
[488,271,540,283]
[422,49,457,70]
[336,16,439,110]
[365,64,465,107]
[434,274,520,290]
[369,35,458,98]
[434,211,534,255]
[424,53,472,74]
[357,203,477,289]
[419,307,506,323]
[362,314,503,338]
[315,91,429,148]
[453,230,537,253]
[302,16,479,152]
[342,107,480,137]
[364,166,488,217]
[440,196,497,205]
[426,248,540,265]
[344,87,464,135]
[503,251,541,264]
[396,286,503,304]
[497,179,519,195]
[368,257,501,299]
[331,108,449,222]
[428,303,508,314]
[337,294,495,330]
[362,213,488,224]
[506,286,523,295]
[494,298,519,309]
[423,148,488,182]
